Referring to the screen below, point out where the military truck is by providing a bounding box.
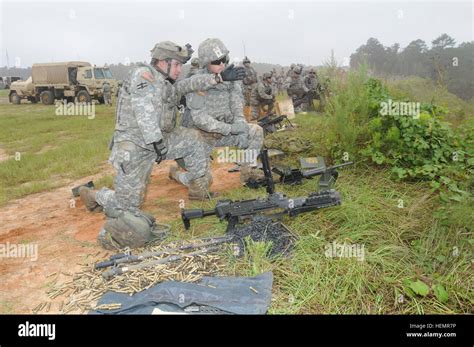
[9,62,117,105]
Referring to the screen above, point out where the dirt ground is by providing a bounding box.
[0,160,241,314]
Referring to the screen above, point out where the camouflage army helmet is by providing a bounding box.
[293,64,303,74]
[243,56,251,64]
[263,72,272,80]
[290,63,296,70]
[150,41,193,64]
[198,38,230,66]
[190,57,200,67]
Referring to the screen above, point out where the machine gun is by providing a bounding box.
[98,235,234,280]
[257,113,294,135]
[181,149,342,232]
[245,158,353,190]
[95,235,233,270]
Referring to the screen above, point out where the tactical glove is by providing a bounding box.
[221,64,246,82]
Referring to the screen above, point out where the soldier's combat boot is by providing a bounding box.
[171,166,214,188]
[239,164,265,185]
[79,186,103,212]
[169,165,182,184]
[188,176,219,201]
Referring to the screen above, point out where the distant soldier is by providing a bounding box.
[271,68,277,88]
[283,64,310,112]
[103,81,112,106]
[304,69,327,112]
[286,63,296,78]
[303,68,318,111]
[242,56,258,106]
[250,72,276,119]
[186,57,200,77]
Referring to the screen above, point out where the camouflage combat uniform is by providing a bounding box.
[186,57,200,78]
[95,63,216,214]
[276,70,285,94]
[185,70,263,159]
[250,72,276,119]
[304,69,325,111]
[283,65,309,112]
[303,70,318,111]
[103,82,112,106]
[183,39,264,187]
[242,57,258,107]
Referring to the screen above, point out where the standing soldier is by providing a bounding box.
[283,64,310,112]
[277,68,285,94]
[271,68,277,88]
[103,81,112,106]
[79,41,245,250]
[242,56,258,107]
[286,63,296,78]
[250,72,276,119]
[303,68,318,111]
[178,38,264,191]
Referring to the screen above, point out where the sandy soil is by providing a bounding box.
[0,160,241,313]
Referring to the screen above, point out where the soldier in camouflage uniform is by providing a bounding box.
[286,63,296,78]
[242,56,258,107]
[177,38,264,191]
[78,41,245,250]
[186,57,200,78]
[103,81,112,106]
[276,68,285,94]
[271,68,277,88]
[303,68,323,111]
[250,72,276,119]
[283,64,310,112]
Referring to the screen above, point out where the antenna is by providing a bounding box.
[242,40,246,58]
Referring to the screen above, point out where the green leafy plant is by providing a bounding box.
[360,78,473,197]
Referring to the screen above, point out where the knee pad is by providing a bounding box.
[100,211,154,249]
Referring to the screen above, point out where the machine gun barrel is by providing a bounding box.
[301,161,353,178]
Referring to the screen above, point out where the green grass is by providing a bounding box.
[0,102,114,204]
[175,163,472,314]
[169,111,472,314]
[0,80,471,314]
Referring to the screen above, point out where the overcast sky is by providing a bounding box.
[0,0,472,68]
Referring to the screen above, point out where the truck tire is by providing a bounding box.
[40,91,55,105]
[77,90,91,104]
[10,92,21,104]
[98,96,105,104]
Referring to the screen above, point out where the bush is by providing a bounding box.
[360,77,473,198]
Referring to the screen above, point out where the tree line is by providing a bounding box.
[350,34,474,101]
